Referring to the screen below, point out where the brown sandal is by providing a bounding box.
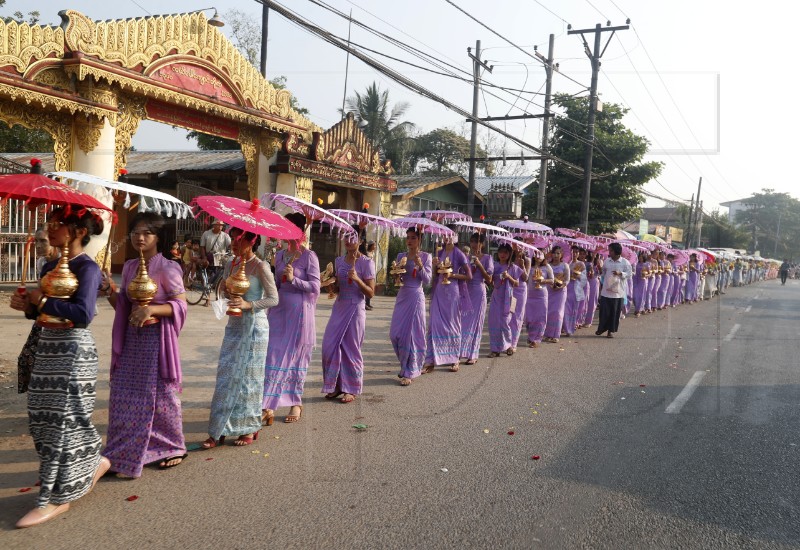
[261,409,274,426]
[284,405,303,423]
[340,393,355,403]
[422,364,435,374]
[449,363,460,372]
[398,377,412,386]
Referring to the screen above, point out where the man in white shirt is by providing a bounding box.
[596,242,632,338]
[34,228,60,277]
[199,219,231,274]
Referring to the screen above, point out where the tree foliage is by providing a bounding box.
[734,188,800,258]
[0,123,54,153]
[343,82,415,174]
[522,94,663,233]
[410,127,488,176]
[0,0,39,25]
[698,209,749,250]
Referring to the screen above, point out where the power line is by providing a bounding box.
[583,0,610,21]
[530,0,570,26]
[128,0,151,15]
[262,0,590,175]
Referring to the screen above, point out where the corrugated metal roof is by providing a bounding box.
[0,150,245,175]
[393,174,464,196]
[474,176,536,196]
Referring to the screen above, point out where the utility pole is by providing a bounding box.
[534,34,555,222]
[774,210,782,257]
[568,21,629,233]
[260,2,269,78]
[340,10,353,119]
[695,200,704,248]
[685,193,695,248]
[467,41,492,219]
[692,177,702,247]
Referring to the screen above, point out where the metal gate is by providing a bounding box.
[0,156,41,283]
[176,176,221,240]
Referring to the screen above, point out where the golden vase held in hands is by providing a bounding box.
[225,257,251,316]
[128,249,159,326]
[438,256,453,284]
[533,267,544,289]
[390,256,407,287]
[552,272,566,290]
[38,242,79,328]
[320,261,337,299]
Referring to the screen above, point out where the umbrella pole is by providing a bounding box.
[18,208,35,293]
[102,211,117,272]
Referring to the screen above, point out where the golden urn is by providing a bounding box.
[570,263,584,281]
[552,272,566,290]
[128,249,159,326]
[38,242,79,328]
[390,256,407,287]
[438,256,453,284]
[532,267,545,289]
[320,261,337,299]
[225,257,251,316]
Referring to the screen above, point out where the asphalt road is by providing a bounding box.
[0,279,798,549]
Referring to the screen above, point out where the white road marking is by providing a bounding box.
[724,323,741,342]
[745,305,752,313]
[665,371,707,414]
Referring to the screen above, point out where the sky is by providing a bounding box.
[9,0,795,214]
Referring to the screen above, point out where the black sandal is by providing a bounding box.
[158,454,187,469]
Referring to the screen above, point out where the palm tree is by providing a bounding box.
[343,82,415,173]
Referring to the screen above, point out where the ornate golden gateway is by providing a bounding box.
[0,10,316,174]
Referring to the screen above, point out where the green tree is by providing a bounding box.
[700,209,749,250]
[522,94,663,233]
[343,82,415,173]
[411,127,488,175]
[0,0,40,24]
[735,189,800,258]
[0,124,54,153]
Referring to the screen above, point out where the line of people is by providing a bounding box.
[9,209,778,529]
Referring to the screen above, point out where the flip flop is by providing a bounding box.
[158,454,187,469]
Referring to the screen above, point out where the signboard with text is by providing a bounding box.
[145,100,240,140]
[150,62,239,105]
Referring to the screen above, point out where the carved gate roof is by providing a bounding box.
[0,10,316,138]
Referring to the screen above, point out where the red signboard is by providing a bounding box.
[284,157,396,192]
[150,62,239,105]
[145,100,240,140]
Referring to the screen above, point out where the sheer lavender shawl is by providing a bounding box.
[111,253,187,383]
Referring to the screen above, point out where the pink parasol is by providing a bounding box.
[452,220,509,236]
[328,209,403,237]
[555,227,591,239]
[263,193,358,240]
[393,217,456,241]
[490,234,544,258]
[407,210,471,223]
[193,196,304,240]
[498,219,552,234]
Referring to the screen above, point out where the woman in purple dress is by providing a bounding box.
[583,251,602,328]
[321,233,375,403]
[390,228,432,386]
[633,250,649,317]
[508,243,530,352]
[525,252,553,348]
[460,233,493,365]
[562,252,587,337]
[424,234,472,373]
[104,212,188,477]
[544,246,569,343]
[11,208,109,528]
[487,243,522,357]
[686,253,700,303]
[262,213,320,425]
[574,248,589,328]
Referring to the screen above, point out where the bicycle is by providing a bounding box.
[185,261,228,306]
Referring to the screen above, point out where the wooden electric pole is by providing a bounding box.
[467,41,492,219]
[534,34,555,222]
[568,21,629,233]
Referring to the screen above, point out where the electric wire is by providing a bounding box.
[261,0,591,174]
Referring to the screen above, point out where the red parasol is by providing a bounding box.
[193,196,303,240]
[0,170,114,289]
[0,173,112,212]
